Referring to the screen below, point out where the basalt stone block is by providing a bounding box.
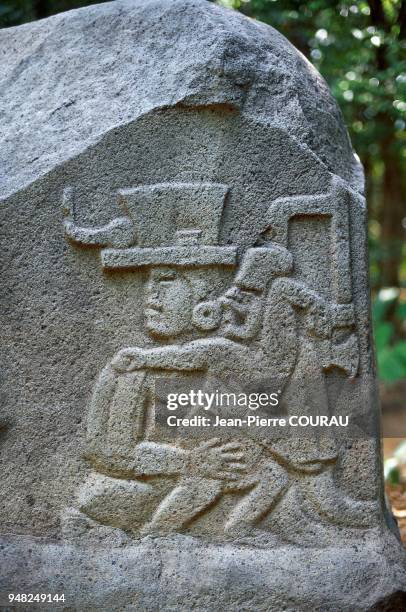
[1,0,405,610]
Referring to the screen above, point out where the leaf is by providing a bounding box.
[378,347,406,382]
[387,466,400,485]
[391,341,406,366]
[372,298,388,323]
[374,321,394,352]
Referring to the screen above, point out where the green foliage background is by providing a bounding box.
[1,0,405,382]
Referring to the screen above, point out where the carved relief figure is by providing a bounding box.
[62,179,377,542]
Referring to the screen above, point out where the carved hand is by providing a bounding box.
[186,438,247,482]
[111,347,145,372]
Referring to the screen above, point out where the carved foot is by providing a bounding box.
[61,507,132,547]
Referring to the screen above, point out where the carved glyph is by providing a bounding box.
[62,178,378,543]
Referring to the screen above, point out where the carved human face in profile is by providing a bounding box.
[144,267,193,339]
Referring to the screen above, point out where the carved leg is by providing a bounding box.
[141,476,223,535]
[76,472,171,535]
[304,469,379,527]
[61,506,133,546]
[224,460,289,535]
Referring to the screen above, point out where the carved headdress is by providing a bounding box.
[63,183,237,270]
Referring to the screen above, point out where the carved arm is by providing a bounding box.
[85,365,188,477]
[111,337,248,373]
[272,277,331,339]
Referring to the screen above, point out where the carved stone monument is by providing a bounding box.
[1,0,405,610]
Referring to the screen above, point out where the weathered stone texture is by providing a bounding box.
[0,0,361,200]
[0,1,405,610]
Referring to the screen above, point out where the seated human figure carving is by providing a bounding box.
[78,248,286,537]
[67,242,372,540]
[62,180,377,541]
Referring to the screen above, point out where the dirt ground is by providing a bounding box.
[385,481,406,546]
[381,380,406,547]
[383,435,406,547]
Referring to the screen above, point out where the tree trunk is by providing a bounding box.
[380,140,405,288]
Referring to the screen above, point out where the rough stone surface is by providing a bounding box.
[0,0,362,199]
[0,0,405,610]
